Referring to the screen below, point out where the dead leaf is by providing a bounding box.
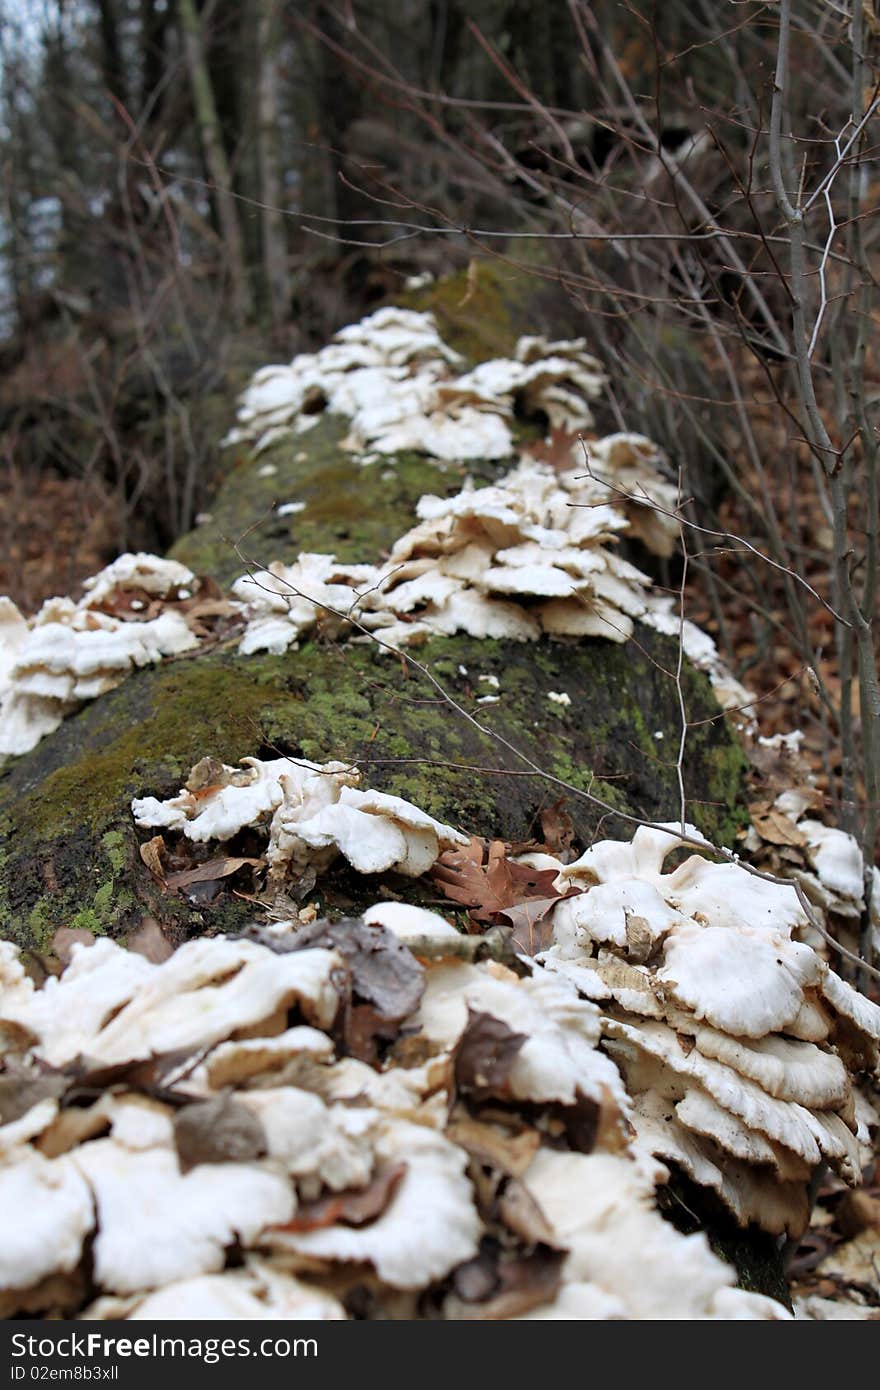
[837,1190,880,1239]
[51,927,96,965]
[454,1009,527,1100]
[247,917,425,1063]
[173,1094,268,1172]
[539,799,575,856]
[524,426,582,474]
[497,897,561,956]
[127,917,174,964]
[449,1246,565,1319]
[277,1162,408,1233]
[624,911,655,963]
[185,756,238,793]
[750,805,807,848]
[431,838,569,925]
[445,1114,541,1177]
[0,1066,67,1125]
[498,1178,556,1246]
[289,916,424,1020]
[165,856,264,891]
[138,835,167,884]
[453,1248,499,1302]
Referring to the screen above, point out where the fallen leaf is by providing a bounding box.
[277,1162,408,1233]
[539,799,575,856]
[836,1191,880,1239]
[173,1094,268,1172]
[454,1009,527,1101]
[524,426,582,473]
[453,1248,499,1302]
[247,917,425,1063]
[497,897,561,956]
[432,838,567,924]
[51,927,96,966]
[0,1067,67,1125]
[165,857,264,891]
[138,835,167,884]
[449,1245,565,1319]
[498,1178,557,1246]
[127,917,175,964]
[750,805,806,848]
[445,1114,541,1177]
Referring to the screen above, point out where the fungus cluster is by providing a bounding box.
[222,309,607,461]
[0,308,751,760]
[533,823,880,1238]
[232,452,748,712]
[0,555,200,756]
[132,755,470,886]
[0,914,788,1320]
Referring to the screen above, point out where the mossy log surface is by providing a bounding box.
[2,262,747,951]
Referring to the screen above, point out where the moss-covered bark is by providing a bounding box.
[0,621,745,950]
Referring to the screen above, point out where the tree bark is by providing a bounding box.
[178,0,253,324]
[256,0,288,326]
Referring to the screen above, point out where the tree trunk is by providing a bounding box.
[96,0,128,110]
[178,0,253,324]
[256,0,288,326]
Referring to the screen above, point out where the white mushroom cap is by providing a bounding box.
[81,554,196,605]
[133,756,357,845]
[280,785,467,878]
[71,1138,293,1295]
[628,1091,809,1237]
[686,1029,849,1109]
[521,1148,787,1320]
[412,959,629,1115]
[551,878,681,955]
[0,596,28,689]
[799,820,865,909]
[603,1018,839,1167]
[0,938,154,1065]
[657,922,823,1038]
[362,901,461,943]
[3,937,341,1068]
[0,1150,93,1296]
[87,939,342,1066]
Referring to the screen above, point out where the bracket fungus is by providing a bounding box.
[0,912,796,1320]
[0,553,201,756]
[223,308,606,461]
[536,823,880,1238]
[133,756,469,888]
[1,305,752,759]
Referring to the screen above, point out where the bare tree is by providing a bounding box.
[256,0,288,326]
[178,0,253,323]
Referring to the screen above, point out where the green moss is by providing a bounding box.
[101,830,126,875]
[69,908,103,935]
[26,899,57,954]
[0,263,748,948]
[399,257,587,367]
[400,261,527,363]
[168,416,508,588]
[92,882,115,917]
